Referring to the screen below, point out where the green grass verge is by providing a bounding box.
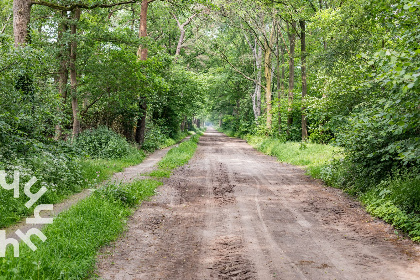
[243,134,343,178]
[147,133,202,179]
[0,179,161,280]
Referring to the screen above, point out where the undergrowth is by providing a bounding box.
[147,132,202,179]
[0,126,190,229]
[0,179,161,280]
[243,134,343,178]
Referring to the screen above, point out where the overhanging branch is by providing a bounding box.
[218,50,266,91]
[31,0,139,11]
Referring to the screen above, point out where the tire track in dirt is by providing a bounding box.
[95,128,420,280]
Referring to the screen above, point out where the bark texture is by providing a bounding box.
[264,22,275,130]
[70,8,81,139]
[135,0,150,145]
[300,20,308,140]
[13,0,31,47]
[55,12,69,140]
[287,21,296,137]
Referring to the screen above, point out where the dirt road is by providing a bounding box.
[95,128,420,280]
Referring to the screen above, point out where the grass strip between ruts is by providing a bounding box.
[0,133,202,280]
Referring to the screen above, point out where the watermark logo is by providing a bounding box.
[0,170,53,257]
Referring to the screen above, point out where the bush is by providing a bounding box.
[0,141,84,228]
[141,123,174,152]
[375,169,420,214]
[73,126,136,159]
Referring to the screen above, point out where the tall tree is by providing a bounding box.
[70,8,81,139]
[13,0,31,46]
[286,20,296,136]
[135,0,154,145]
[243,28,262,119]
[54,11,70,140]
[300,19,308,140]
[263,19,276,130]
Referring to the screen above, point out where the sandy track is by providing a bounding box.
[95,129,420,280]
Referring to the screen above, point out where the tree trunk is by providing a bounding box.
[255,44,262,118]
[135,0,150,145]
[175,28,185,56]
[287,21,296,137]
[13,0,31,47]
[264,44,272,130]
[172,12,198,58]
[135,101,147,144]
[244,33,262,120]
[300,20,308,141]
[70,8,81,140]
[137,0,148,60]
[278,43,285,134]
[55,11,69,140]
[264,22,276,131]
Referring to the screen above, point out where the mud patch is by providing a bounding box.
[213,163,236,206]
[209,235,256,280]
[143,214,165,232]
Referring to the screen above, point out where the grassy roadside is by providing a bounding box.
[148,132,202,179]
[242,134,343,178]
[0,133,202,279]
[221,129,420,242]
[0,131,191,229]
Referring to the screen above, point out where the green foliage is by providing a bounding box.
[243,134,342,178]
[142,123,175,152]
[369,170,420,214]
[0,143,83,228]
[0,179,160,280]
[148,133,202,179]
[95,179,161,207]
[73,126,139,159]
[362,177,420,242]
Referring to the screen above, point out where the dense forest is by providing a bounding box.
[0,0,419,265]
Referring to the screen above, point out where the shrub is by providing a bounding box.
[73,126,135,159]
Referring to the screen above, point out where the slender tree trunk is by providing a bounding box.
[264,21,276,131]
[13,0,31,47]
[255,45,262,118]
[70,8,81,140]
[300,20,308,140]
[175,28,185,56]
[264,47,272,130]
[135,0,150,145]
[278,43,285,134]
[264,48,272,129]
[135,102,147,144]
[137,0,148,60]
[243,30,262,120]
[172,12,198,57]
[287,21,296,137]
[55,12,69,140]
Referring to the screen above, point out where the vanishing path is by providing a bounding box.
[95,128,420,280]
